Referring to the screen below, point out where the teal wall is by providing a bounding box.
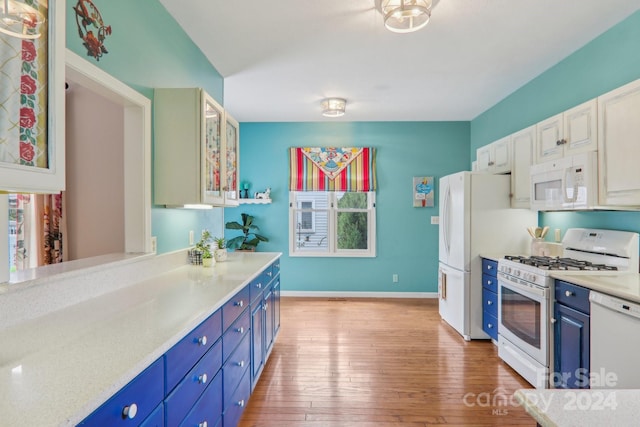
[227,122,469,292]
[470,11,640,243]
[65,0,225,253]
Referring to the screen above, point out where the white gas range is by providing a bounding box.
[496,228,639,388]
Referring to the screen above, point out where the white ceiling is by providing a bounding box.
[159,0,640,122]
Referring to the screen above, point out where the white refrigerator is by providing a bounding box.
[438,171,536,340]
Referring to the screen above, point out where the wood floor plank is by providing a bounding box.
[239,297,535,426]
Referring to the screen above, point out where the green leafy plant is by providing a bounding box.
[214,237,226,249]
[195,229,213,259]
[225,213,269,250]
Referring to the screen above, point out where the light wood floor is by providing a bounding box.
[239,297,536,427]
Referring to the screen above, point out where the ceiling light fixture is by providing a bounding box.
[0,0,45,40]
[377,0,432,34]
[321,98,346,118]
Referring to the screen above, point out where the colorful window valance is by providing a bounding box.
[289,147,376,192]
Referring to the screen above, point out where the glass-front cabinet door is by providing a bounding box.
[0,0,65,193]
[224,113,240,206]
[202,93,224,205]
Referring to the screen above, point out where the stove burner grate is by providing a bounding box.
[502,255,617,271]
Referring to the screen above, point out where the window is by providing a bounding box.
[289,191,376,257]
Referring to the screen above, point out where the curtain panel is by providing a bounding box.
[289,147,376,192]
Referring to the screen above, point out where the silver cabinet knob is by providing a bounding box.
[267,271,272,277]
[234,300,244,308]
[256,283,262,289]
[565,290,574,297]
[237,400,245,407]
[199,422,208,427]
[122,403,137,419]
[237,360,245,368]
[198,373,207,384]
[487,323,493,329]
[236,327,244,334]
[487,300,493,306]
[198,335,207,346]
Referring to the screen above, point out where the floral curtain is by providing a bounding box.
[289,147,377,192]
[12,193,65,270]
[0,0,49,168]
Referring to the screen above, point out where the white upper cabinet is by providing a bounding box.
[535,99,597,163]
[510,125,535,209]
[476,136,511,174]
[597,79,640,207]
[154,88,239,207]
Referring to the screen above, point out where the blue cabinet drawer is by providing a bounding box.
[223,369,251,427]
[483,311,498,341]
[139,403,163,427]
[166,310,222,393]
[165,339,223,426]
[482,273,498,293]
[482,288,498,317]
[555,280,590,314]
[223,286,250,332]
[79,358,164,426]
[179,370,223,427]
[482,259,498,276]
[223,332,251,409]
[223,308,251,361]
[249,273,268,304]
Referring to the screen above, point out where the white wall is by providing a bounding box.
[65,83,125,260]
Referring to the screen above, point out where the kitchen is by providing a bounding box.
[1,1,640,426]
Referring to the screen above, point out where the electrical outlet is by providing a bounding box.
[189,230,195,246]
[431,216,439,225]
[151,236,157,253]
[393,274,399,283]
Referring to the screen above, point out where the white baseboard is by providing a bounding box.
[281,291,438,299]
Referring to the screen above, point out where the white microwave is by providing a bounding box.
[530,151,598,211]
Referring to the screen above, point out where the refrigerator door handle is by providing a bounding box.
[442,185,451,257]
[439,269,447,300]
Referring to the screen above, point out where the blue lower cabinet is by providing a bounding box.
[139,403,164,427]
[223,369,251,427]
[179,370,223,427]
[223,332,251,409]
[165,339,223,426]
[251,302,264,390]
[483,311,498,341]
[79,358,164,426]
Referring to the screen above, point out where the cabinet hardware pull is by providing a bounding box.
[198,373,208,384]
[487,300,492,305]
[122,403,137,419]
[487,280,493,285]
[267,271,272,277]
[487,265,492,270]
[198,336,207,346]
[487,323,493,328]
[565,290,574,297]
[237,400,245,407]
[256,283,262,289]
[234,300,244,308]
[237,327,244,334]
[237,360,245,367]
[198,422,208,427]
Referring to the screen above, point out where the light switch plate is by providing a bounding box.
[431,216,439,225]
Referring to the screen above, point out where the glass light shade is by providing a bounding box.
[321,98,346,117]
[380,0,432,34]
[0,0,45,39]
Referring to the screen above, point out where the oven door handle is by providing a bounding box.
[498,273,547,298]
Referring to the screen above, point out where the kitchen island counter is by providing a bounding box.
[0,251,281,427]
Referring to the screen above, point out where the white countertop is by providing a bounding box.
[0,251,281,427]
[515,389,640,427]
[551,272,640,303]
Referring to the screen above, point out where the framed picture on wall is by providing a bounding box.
[413,176,434,207]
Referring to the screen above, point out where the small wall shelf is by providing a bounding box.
[238,198,272,204]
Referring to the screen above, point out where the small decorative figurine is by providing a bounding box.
[255,187,271,199]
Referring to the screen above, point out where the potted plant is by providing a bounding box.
[225,213,269,251]
[213,236,227,262]
[195,230,214,267]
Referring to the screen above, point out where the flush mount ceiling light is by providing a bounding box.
[376,0,432,34]
[0,0,45,40]
[321,98,346,118]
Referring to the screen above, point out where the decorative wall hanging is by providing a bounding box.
[413,176,434,207]
[73,0,111,61]
[289,147,376,192]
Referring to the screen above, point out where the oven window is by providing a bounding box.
[501,287,541,349]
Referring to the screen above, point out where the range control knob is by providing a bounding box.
[515,270,521,277]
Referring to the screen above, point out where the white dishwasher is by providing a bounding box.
[590,291,640,389]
